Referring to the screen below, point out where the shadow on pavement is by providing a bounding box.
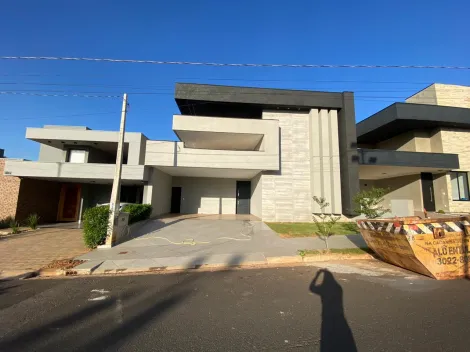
[0,254,246,351]
[345,234,368,248]
[310,269,357,352]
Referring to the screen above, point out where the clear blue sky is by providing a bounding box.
[1,0,469,160]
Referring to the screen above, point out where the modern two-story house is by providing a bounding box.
[2,83,470,223]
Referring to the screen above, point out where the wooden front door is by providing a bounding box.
[57,184,81,221]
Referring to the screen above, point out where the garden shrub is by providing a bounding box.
[26,213,40,230]
[0,216,14,229]
[10,219,20,234]
[83,206,110,248]
[122,204,152,224]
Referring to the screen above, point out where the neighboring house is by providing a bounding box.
[2,126,147,223]
[405,83,470,109]
[2,83,470,223]
[0,154,66,223]
[357,84,470,214]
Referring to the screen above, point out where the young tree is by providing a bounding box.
[312,196,342,250]
[353,187,390,219]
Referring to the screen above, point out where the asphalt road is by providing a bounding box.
[1,261,470,352]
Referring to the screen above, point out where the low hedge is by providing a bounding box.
[122,204,152,224]
[83,206,110,248]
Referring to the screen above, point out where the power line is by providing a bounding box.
[2,89,466,102]
[1,56,469,70]
[0,74,458,86]
[0,91,120,98]
[0,111,119,121]
[2,81,470,93]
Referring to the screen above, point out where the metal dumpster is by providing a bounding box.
[357,216,470,280]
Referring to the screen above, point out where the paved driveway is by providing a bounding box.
[0,228,88,273]
[77,215,366,273]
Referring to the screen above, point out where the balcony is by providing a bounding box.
[172,114,278,152]
[145,141,279,171]
[145,115,279,171]
[4,160,149,183]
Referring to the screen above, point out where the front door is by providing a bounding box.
[236,181,251,214]
[57,184,81,221]
[421,173,436,212]
[171,187,182,213]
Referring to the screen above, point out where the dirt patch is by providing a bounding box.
[44,259,85,270]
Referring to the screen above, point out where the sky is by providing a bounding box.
[0,0,469,160]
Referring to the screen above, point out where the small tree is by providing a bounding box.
[312,196,341,250]
[353,187,390,219]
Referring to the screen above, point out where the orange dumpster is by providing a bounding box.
[357,216,470,280]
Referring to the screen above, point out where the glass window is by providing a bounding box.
[450,172,469,201]
[68,150,86,163]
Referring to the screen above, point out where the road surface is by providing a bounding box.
[1,260,469,351]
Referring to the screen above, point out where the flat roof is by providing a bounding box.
[175,83,350,118]
[357,103,470,144]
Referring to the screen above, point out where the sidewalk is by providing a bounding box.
[0,228,88,279]
[75,219,367,274]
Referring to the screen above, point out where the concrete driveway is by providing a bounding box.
[76,214,366,273]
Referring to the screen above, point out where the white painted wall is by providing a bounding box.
[360,175,424,212]
[143,168,172,217]
[145,140,279,171]
[172,177,237,214]
[250,173,262,218]
[4,160,148,181]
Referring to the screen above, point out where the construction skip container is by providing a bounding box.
[357,216,470,280]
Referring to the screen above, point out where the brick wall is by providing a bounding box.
[15,178,61,224]
[260,111,312,222]
[0,159,21,221]
[435,84,470,109]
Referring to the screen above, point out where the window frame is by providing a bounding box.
[67,149,87,163]
[450,171,470,201]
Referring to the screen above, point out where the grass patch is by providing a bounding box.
[266,222,359,238]
[298,247,373,257]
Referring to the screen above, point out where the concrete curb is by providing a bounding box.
[266,255,303,264]
[0,270,38,281]
[72,253,376,276]
[302,253,373,262]
[8,253,375,279]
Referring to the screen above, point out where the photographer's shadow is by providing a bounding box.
[310,269,357,352]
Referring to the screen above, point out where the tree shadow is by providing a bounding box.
[310,269,357,352]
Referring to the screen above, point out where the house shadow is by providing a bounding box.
[0,254,249,351]
[310,269,357,352]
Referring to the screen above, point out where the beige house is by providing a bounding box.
[358,84,470,214]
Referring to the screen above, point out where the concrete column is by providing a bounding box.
[330,110,342,214]
[142,168,154,204]
[309,109,342,214]
[309,109,322,213]
[338,92,359,215]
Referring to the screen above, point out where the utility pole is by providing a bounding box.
[105,93,128,247]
